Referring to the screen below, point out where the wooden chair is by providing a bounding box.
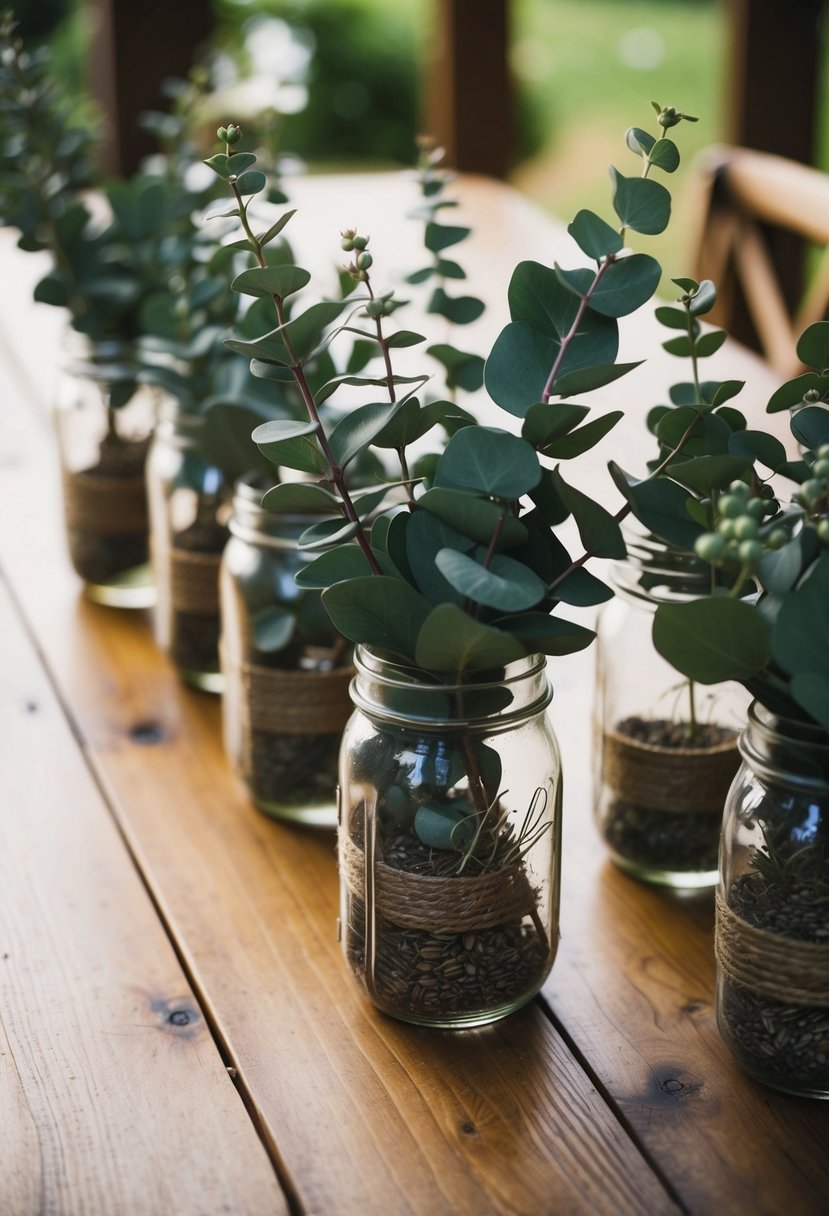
[689,145,829,375]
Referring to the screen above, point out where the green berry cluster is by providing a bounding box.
[217,124,242,145]
[694,480,783,569]
[796,443,829,541]
[341,229,373,280]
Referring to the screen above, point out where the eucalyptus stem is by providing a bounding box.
[687,679,698,742]
[226,166,381,574]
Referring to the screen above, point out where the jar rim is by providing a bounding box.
[351,645,553,729]
[740,700,829,791]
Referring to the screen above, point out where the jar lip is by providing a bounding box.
[354,644,548,690]
[62,329,138,381]
[351,645,553,729]
[612,529,740,604]
[740,700,829,789]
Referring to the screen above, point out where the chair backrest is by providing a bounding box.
[690,145,829,375]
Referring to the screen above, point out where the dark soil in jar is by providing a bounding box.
[170,498,226,675]
[344,818,549,1019]
[66,434,149,584]
[246,727,340,809]
[602,716,736,875]
[720,867,829,1091]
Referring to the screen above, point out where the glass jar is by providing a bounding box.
[220,474,353,825]
[339,647,561,1028]
[54,334,155,607]
[146,403,230,692]
[594,533,747,887]
[716,704,829,1099]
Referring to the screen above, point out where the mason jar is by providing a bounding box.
[146,402,230,691]
[339,647,561,1028]
[594,532,747,887]
[716,704,829,1099]
[220,474,353,825]
[54,333,154,607]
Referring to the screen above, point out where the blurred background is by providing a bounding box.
[11,0,829,283]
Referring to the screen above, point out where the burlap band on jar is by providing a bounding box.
[340,833,537,933]
[602,727,739,813]
[238,662,354,736]
[62,470,148,536]
[715,889,829,1007]
[169,549,222,615]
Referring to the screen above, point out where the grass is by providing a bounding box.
[509,0,725,286]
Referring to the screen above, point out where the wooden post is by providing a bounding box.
[84,0,213,177]
[723,0,827,341]
[426,0,511,177]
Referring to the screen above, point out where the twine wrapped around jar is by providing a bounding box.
[715,890,829,1007]
[170,549,222,616]
[239,662,354,736]
[340,833,538,933]
[62,470,148,536]
[602,727,739,813]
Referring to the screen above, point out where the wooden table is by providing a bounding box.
[1,174,827,1215]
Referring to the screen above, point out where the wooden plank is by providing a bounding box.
[426,0,511,176]
[2,173,823,1214]
[0,580,286,1213]
[84,0,213,176]
[0,198,681,1214]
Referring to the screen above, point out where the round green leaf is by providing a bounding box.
[653,597,771,684]
[321,576,431,661]
[435,427,541,498]
[435,549,547,612]
[609,167,671,235]
[414,604,525,672]
[796,321,829,371]
[567,209,623,260]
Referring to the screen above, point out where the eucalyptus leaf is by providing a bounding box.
[567,209,623,260]
[405,510,471,606]
[498,612,595,655]
[796,321,829,371]
[322,576,432,661]
[648,138,680,172]
[418,488,528,548]
[428,288,485,325]
[791,406,829,452]
[767,372,829,414]
[557,254,661,318]
[253,418,327,474]
[623,475,704,551]
[653,597,771,683]
[299,517,360,550]
[727,430,788,471]
[668,454,752,494]
[329,400,407,468]
[542,411,624,459]
[522,402,589,446]
[415,605,526,673]
[609,167,671,235]
[294,544,374,589]
[251,606,295,653]
[551,469,626,558]
[435,549,547,611]
[231,264,311,300]
[261,482,340,515]
[435,427,541,498]
[424,223,470,252]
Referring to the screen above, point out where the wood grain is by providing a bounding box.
[0,195,681,1214]
[0,575,286,1215]
[1,173,825,1216]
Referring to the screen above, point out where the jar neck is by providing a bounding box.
[228,474,314,548]
[155,400,207,450]
[351,646,552,730]
[740,702,829,791]
[611,530,713,605]
[61,330,137,384]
